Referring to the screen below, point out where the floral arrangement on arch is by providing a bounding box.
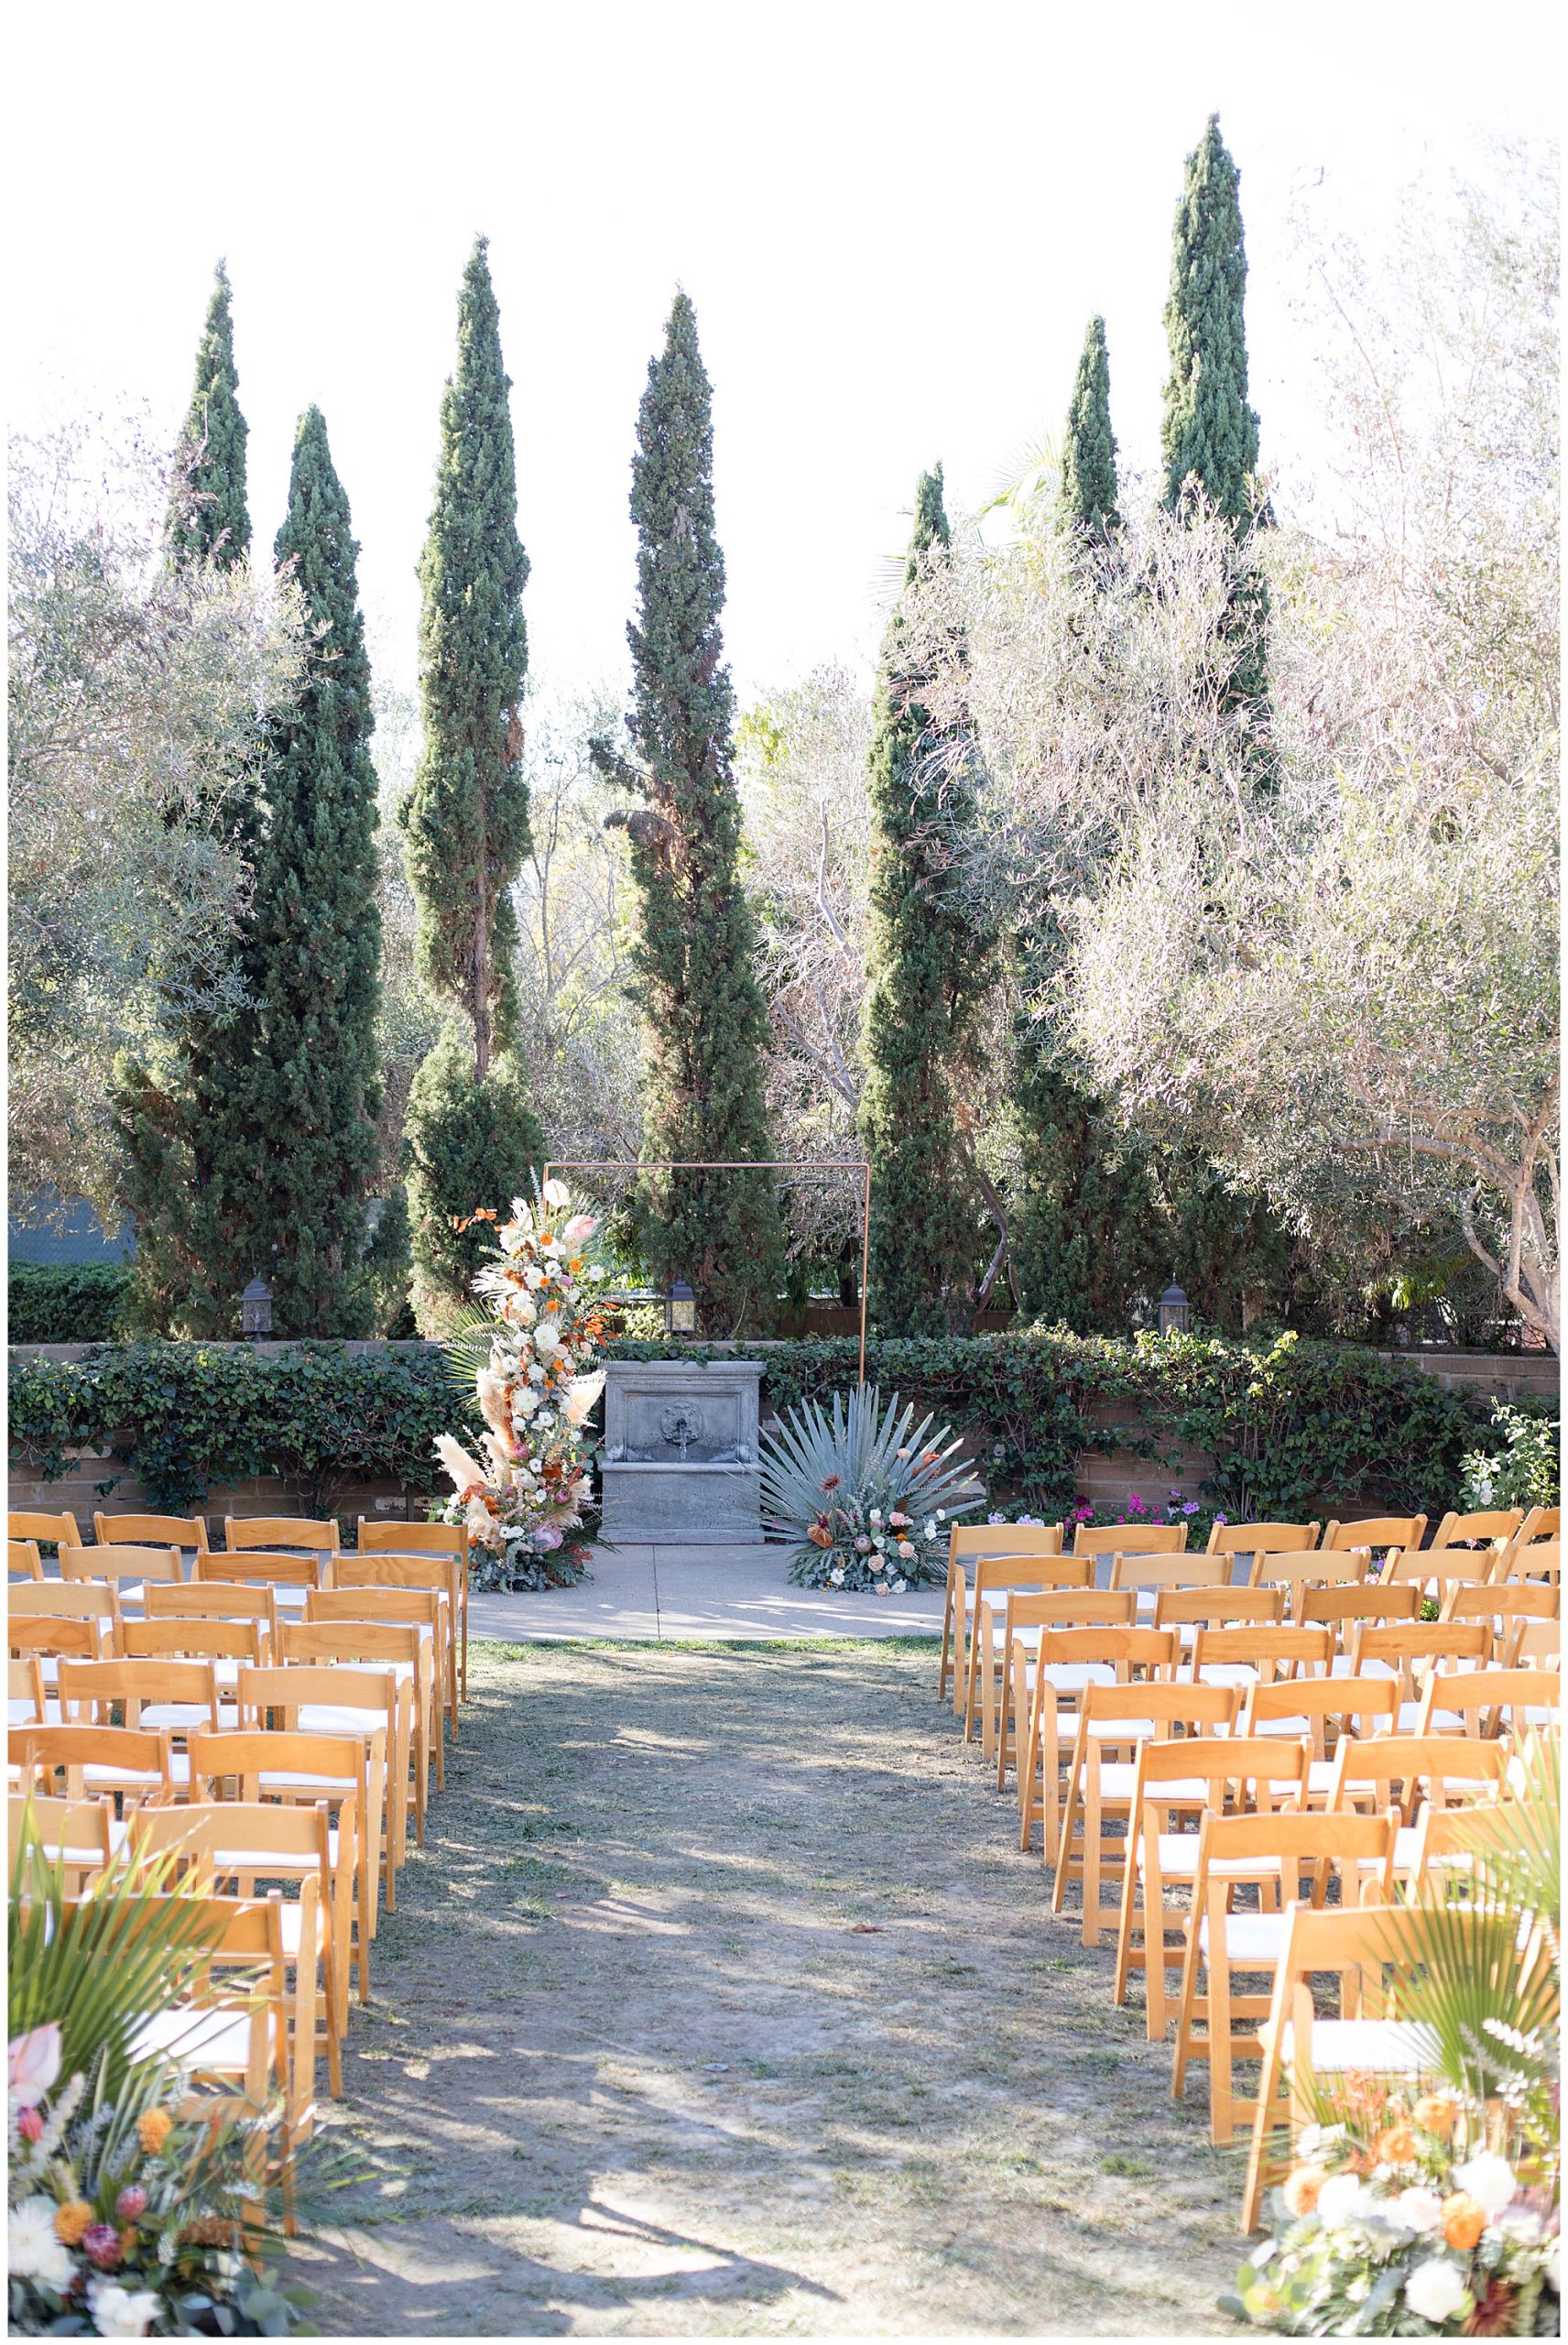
[433,1182,620,1592]
[759,1383,985,1593]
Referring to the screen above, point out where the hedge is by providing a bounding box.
[7,1330,1515,1523]
[8,1262,134,1345]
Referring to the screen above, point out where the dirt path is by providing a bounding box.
[290,1639,1243,2336]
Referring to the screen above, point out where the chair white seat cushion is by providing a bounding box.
[1356,1827,1421,1873]
[1020,1663,1117,1693]
[126,2007,273,2070]
[135,1703,216,1731]
[256,1769,358,1794]
[1094,1767,1210,1802]
[1330,1655,1399,1679]
[1198,1909,1290,1962]
[1154,1835,1284,1878]
[1278,2018,1438,2074]
[296,1705,386,1738]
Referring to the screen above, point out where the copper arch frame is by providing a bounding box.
[539,1158,872,1383]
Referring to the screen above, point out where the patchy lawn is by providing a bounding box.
[290,1638,1242,2335]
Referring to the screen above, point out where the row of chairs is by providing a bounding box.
[934,1511,1561,2230]
[7,1510,477,2223]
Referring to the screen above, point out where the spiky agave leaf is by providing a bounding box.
[758,1383,984,1543]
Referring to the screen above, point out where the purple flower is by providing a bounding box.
[83,2223,122,2270]
[987,1511,1006,1525]
[1182,1501,1200,1515]
[1214,1515,1227,1528]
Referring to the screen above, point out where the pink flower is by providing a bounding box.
[83,2222,123,2270]
[114,2187,148,2222]
[561,1214,596,1246]
[16,2105,43,2143]
[7,2024,60,2108]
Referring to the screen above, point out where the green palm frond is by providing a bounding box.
[8,1813,226,2095]
[440,1304,497,1399]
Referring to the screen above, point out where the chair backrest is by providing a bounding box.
[1501,1538,1562,1587]
[1327,1730,1506,1816]
[60,1543,182,1586]
[185,1729,367,1810]
[1133,1732,1308,1810]
[1073,1675,1236,1738]
[1004,1591,1138,1635]
[1247,1551,1367,1598]
[16,1723,175,1797]
[8,1540,43,1581]
[233,1663,397,1730]
[56,1657,221,1730]
[276,1618,420,1666]
[1440,1580,1559,1628]
[1323,1514,1427,1553]
[7,1580,119,1626]
[199,1546,323,1589]
[1428,1507,1524,1553]
[1298,1582,1421,1631]
[971,1555,1093,1601]
[357,1518,468,1560]
[1033,1625,1175,1677]
[1241,1672,1399,1739]
[120,1617,266,1665]
[1348,1620,1490,1682]
[1073,1522,1188,1559]
[9,1791,119,1874]
[1193,1805,1398,1903]
[1385,1546,1498,1591]
[9,1656,48,1720]
[7,1614,106,1662]
[1108,1552,1228,1595]
[948,1523,1066,1565]
[123,1796,332,1882]
[93,1511,211,1554]
[305,1586,442,1631]
[144,1580,278,1630]
[1416,1665,1563,1739]
[7,1511,83,1554]
[223,1516,340,1556]
[1150,1586,1285,1632]
[1509,1618,1563,1669]
[334,1554,452,1596]
[1208,1521,1321,1559]
[1187,1623,1333,1681]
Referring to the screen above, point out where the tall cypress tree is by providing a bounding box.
[398,238,542,1326]
[167,261,250,569]
[858,468,996,1336]
[398,235,531,1079]
[1161,115,1260,521]
[1059,316,1119,534]
[593,290,781,1334]
[236,407,383,1333]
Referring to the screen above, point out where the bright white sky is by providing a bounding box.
[7,0,1561,711]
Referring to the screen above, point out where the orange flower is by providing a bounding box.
[55,2199,93,2245]
[1414,2093,1458,2138]
[1442,2192,1486,2252]
[1281,2165,1325,2217]
[119,2227,138,2258]
[1377,2123,1418,2165]
[807,1524,834,1550]
[136,2107,175,2156]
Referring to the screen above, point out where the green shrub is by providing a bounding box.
[8,1326,1512,1525]
[7,1262,133,1344]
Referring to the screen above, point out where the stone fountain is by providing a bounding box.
[599,1358,764,1544]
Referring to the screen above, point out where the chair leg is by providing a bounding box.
[1171,1916,1202,2102]
[939,1568,957,1702]
[1112,1835,1139,2005]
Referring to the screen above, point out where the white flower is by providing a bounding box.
[925,1523,938,1541]
[892,1578,908,1593]
[1403,2259,1471,2325]
[1452,2150,1516,2217]
[8,2023,61,2106]
[1394,2186,1445,2235]
[1296,2122,1344,2160]
[897,1540,915,1559]
[513,1385,540,1421]
[1545,2236,1560,2291]
[8,2197,73,2288]
[534,1321,561,1357]
[91,2283,164,2337]
[935,1508,946,1522]
[528,1364,546,1385]
[829,1568,844,1586]
[541,1178,571,1208]
[524,1265,545,1290]
[1316,2173,1367,2229]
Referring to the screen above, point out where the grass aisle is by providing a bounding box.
[291,1638,1242,2336]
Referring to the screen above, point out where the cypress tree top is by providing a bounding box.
[1060,315,1119,534]
[399,234,531,1077]
[168,260,250,569]
[1160,116,1260,520]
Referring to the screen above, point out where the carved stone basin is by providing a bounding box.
[599,1358,765,1544]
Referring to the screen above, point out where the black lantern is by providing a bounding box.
[241,1277,273,1340]
[1158,1282,1191,1337]
[665,1278,697,1337]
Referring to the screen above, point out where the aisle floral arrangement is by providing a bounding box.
[433,1183,621,1591]
[759,1382,985,1592]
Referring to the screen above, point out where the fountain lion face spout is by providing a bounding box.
[601,1360,765,1544]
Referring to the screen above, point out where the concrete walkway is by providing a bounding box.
[465,1544,944,1643]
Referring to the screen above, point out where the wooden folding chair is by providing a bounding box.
[968,1569,1102,1763]
[188,1729,377,2003]
[121,1616,267,1691]
[1498,1536,1562,1587]
[1323,1730,1507,1890]
[1242,1900,1441,2232]
[358,1519,471,1702]
[1438,1576,1558,1663]
[1246,1550,1367,1616]
[1017,1622,1171,1857]
[282,1616,430,1844]
[8,1790,122,1890]
[958,1554,1091,1740]
[1239,1674,1400,1806]
[1427,1505,1524,1557]
[1210,1521,1320,1566]
[245,1651,407,1895]
[1384,1545,1503,1602]
[1109,1553,1229,1632]
[316,1568,455,1764]
[1050,1679,1238,1936]
[939,1524,1066,1709]
[145,1579,281,1642]
[123,1800,347,2097]
[93,1510,212,1556]
[1150,1585,1284,1670]
[1182,1622,1332,1694]
[1345,1618,1490,1723]
[1114,1733,1310,2041]
[1321,1513,1428,1554]
[8,1539,44,1581]
[15,1722,177,1802]
[221,1518,340,1584]
[7,1612,111,1677]
[1414,1664,1562,1740]
[60,1543,183,1611]
[1172,1805,1399,2143]
[988,1594,1138,1791]
[8,1510,84,1554]
[57,1656,223,1737]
